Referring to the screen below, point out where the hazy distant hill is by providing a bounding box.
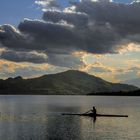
[0,70,138,95]
[123,78,140,88]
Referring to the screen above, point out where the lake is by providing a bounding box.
[0,95,140,140]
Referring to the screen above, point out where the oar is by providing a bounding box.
[83,110,92,114]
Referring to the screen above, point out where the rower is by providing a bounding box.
[92,106,97,116]
[84,106,97,115]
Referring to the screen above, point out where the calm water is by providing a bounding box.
[0,96,140,140]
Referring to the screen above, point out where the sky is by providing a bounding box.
[0,0,140,82]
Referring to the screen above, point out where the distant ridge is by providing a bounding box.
[0,70,138,95]
[123,78,140,88]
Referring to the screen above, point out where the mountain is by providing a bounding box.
[0,70,138,95]
[123,78,140,88]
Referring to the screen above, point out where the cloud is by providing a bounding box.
[18,19,79,53]
[0,24,31,51]
[43,10,88,27]
[81,62,113,73]
[47,53,84,68]
[35,0,60,11]
[115,43,140,54]
[90,66,112,73]
[0,59,69,79]
[1,0,140,69]
[0,50,48,63]
[115,66,140,81]
[129,66,140,72]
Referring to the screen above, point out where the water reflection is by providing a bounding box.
[0,103,84,140]
[44,106,81,140]
[46,117,82,140]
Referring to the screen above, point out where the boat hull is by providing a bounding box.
[62,113,128,117]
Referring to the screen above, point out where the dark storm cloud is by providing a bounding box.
[1,0,140,67]
[0,22,83,68]
[47,53,84,68]
[0,50,48,63]
[43,11,88,27]
[17,18,118,54]
[0,21,80,53]
[75,1,140,36]
[18,19,81,52]
[0,24,33,51]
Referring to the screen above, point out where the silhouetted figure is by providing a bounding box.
[84,106,97,122]
[84,106,97,115]
[91,106,97,116]
[91,106,97,122]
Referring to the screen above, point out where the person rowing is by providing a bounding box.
[85,106,97,122]
[62,106,128,119]
[92,106,97,117]
[84,106,97,117]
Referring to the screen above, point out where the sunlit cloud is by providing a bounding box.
[0,59,53,79]
[35,0,60,11]
[116,43,140,54]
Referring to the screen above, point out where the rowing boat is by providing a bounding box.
[62,113,128,117]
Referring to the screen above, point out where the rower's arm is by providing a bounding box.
[84,110,92,114]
